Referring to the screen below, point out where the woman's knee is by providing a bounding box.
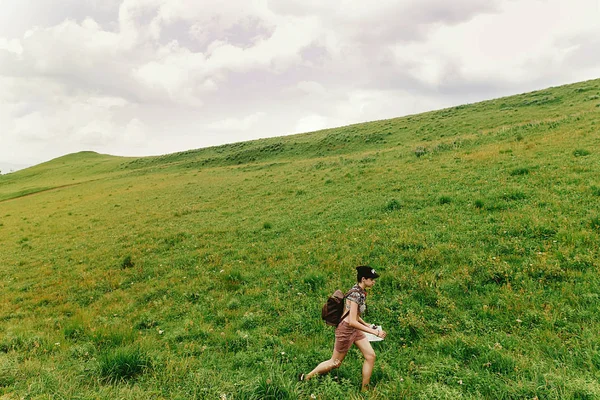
[364,351,376,363]
[331,357,343,369]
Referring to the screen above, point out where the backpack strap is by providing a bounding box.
[337,287,361,326]
[338,310,350,325]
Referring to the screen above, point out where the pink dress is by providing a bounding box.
[334,285,367,352]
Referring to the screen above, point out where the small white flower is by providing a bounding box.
[311,394,317,399]
[54,342,60,346]
[516,319,522,323]
[281,351,285,355]
[158,330,164,335]
[220,394,227,400]
[458,379,463,385]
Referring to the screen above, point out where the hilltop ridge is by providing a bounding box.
[3,78,599,194]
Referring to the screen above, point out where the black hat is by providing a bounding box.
[356,265,380,280]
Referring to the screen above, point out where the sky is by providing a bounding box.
[0,0,599,173]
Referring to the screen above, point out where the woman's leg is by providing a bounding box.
[305,349,347,380]
[354,338,376,390]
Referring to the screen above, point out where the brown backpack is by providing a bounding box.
[321,288,359,327]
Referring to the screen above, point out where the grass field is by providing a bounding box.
[1,79,599,399]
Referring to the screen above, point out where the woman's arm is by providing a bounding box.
[346,301,382,336]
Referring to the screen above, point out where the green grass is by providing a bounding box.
[97,346,153,384]
[0,78,599,399]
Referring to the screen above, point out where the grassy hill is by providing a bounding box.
[1,79,599,399]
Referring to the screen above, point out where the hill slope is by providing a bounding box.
[0,152,130,202]
[0,79,599,399]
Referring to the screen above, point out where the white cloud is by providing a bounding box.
[0,38,22,55]
[295,81,326,96]
[294,115,332,134]
[205,16,320,74]
[207,112,267,132]
[123,118,148,144]
[0,0,599,169]
[1,82,145,161]
[391,0,600,91]
[21,19,122,74]
[12,94,127,143]
[133,41,209,105]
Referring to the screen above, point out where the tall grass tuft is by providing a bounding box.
[502,191,527,201]
[414,146,428,157]
[510,167,530,176]
[573,149,591,157]
[439,196,452,205]
[224,269,247,291]
[121,255,134,269]
[591,217,600,232]
[63,319,87,341]
[303,273,325,292]
[239,371,297,400]
[0,356,17,387]
[135,314,159,330]
[385,198,402,211]
[97,346,152,384]
[399,310,426,342]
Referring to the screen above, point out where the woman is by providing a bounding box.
[301,266,388,391]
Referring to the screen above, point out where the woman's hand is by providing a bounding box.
[370,324,387,338]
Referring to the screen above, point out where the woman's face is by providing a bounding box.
[364,278,376,288]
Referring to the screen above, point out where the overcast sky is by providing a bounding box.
[1,0,599,172]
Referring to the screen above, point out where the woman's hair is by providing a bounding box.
[356,265,379,282]
[357,270,365,282]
